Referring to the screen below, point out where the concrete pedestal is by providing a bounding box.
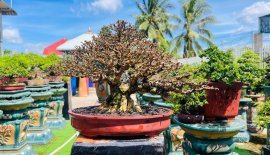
[71,135,166,155]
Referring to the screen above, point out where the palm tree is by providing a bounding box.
[134,0,179,50]
[171,0,216,58]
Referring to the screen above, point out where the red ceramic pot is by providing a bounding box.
[204,82,243,120]
[69,107,173,137]
[0,84,26,91]
[0,77,10,85]
[15,77,28,83]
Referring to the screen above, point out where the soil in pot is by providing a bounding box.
[73,105,170,116]
[177,113,204,124]
[204,82,243,121]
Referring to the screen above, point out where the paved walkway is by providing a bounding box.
[71,88,99,109]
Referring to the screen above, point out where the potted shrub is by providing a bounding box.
[199,46,243,120]
[51,21,204,137]
[0,55,29,91]
[166,64,207,123]
[255,101,270,131]
[263,58,270,101]
[41,54,62,82]
[27,67,49,86]
[237,49,264,99]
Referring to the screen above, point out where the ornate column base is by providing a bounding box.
[182,142,239,155]
[164,124,184,154]
[233,131,250,143]
[0,144,36,155]
[26,127,54,144]
[47,115,66,129]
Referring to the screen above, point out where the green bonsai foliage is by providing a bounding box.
[166,64,207,113]
[199,46,240,85]
[0,55,29,83]
[263,57,270,86]
[256,102,270,128]
[52,20,206,112]
[237,49,264,93]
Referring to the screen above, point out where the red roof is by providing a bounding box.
[43,38,68,55]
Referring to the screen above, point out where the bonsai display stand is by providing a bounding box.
[47,82,67,129]
[71,135,166,155]
[0,90,36,155]
[173,116,245,155]
[233,98,251,143]
[26,85,54,144]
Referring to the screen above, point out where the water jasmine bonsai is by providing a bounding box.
[0,55,29,91]
[237,49,264,96]
[51,20,205,137]
[199,46,243,120]
[166,64,207,123]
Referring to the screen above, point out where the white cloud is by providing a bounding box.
[24,43,48,54]
[237,1,270,30]
[72,0,123,14]
[3,28,23,44]
[89,0,123,13]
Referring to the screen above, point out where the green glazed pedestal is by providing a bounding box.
[47,82,67,129]
[246,101,262,133]
[233,98,251,143]
[263,86,270,101]
[0,90,35,155]
[152,100,183,154]
[140,93,162,105]
[26,85,54,144]
[173,116,244,155]
[262,124,270,155]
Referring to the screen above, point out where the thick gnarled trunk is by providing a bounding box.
[100,91,142,112]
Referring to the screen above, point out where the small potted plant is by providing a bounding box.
[237,49,265,100]
[51,20,204,137]
[263,57,270,101]
[27,67,49,86]
[199,46,243,120]
[166,64,207,123]
[41,54,62,82]
[0,55,29,91]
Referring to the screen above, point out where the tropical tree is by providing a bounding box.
[134,0,179,50]
[171,0,216,58]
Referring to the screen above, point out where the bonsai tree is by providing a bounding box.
[237,49,264,93]
[0,55,29,84]
[199,46,240,85]
[256,101,270,129]
[199,46,243,120]
[52,20,206,113]
[167,64,207,114]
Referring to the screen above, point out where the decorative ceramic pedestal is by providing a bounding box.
[140,93,162,105]
[263,86,270,101]
[47,82,67,129]
[262,123,270,155]
[233,98,251,142]
[26,85,54,144]
[71,134,165,155]
[153,100,184,155]
[245,95,262,133]
[0,90,35,155]
[96,81,110,102]
[173,116,244,155]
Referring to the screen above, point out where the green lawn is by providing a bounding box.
[234,146,253,155]
[32,120,76,155]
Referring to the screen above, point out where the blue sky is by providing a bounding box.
[2,0,270,54]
